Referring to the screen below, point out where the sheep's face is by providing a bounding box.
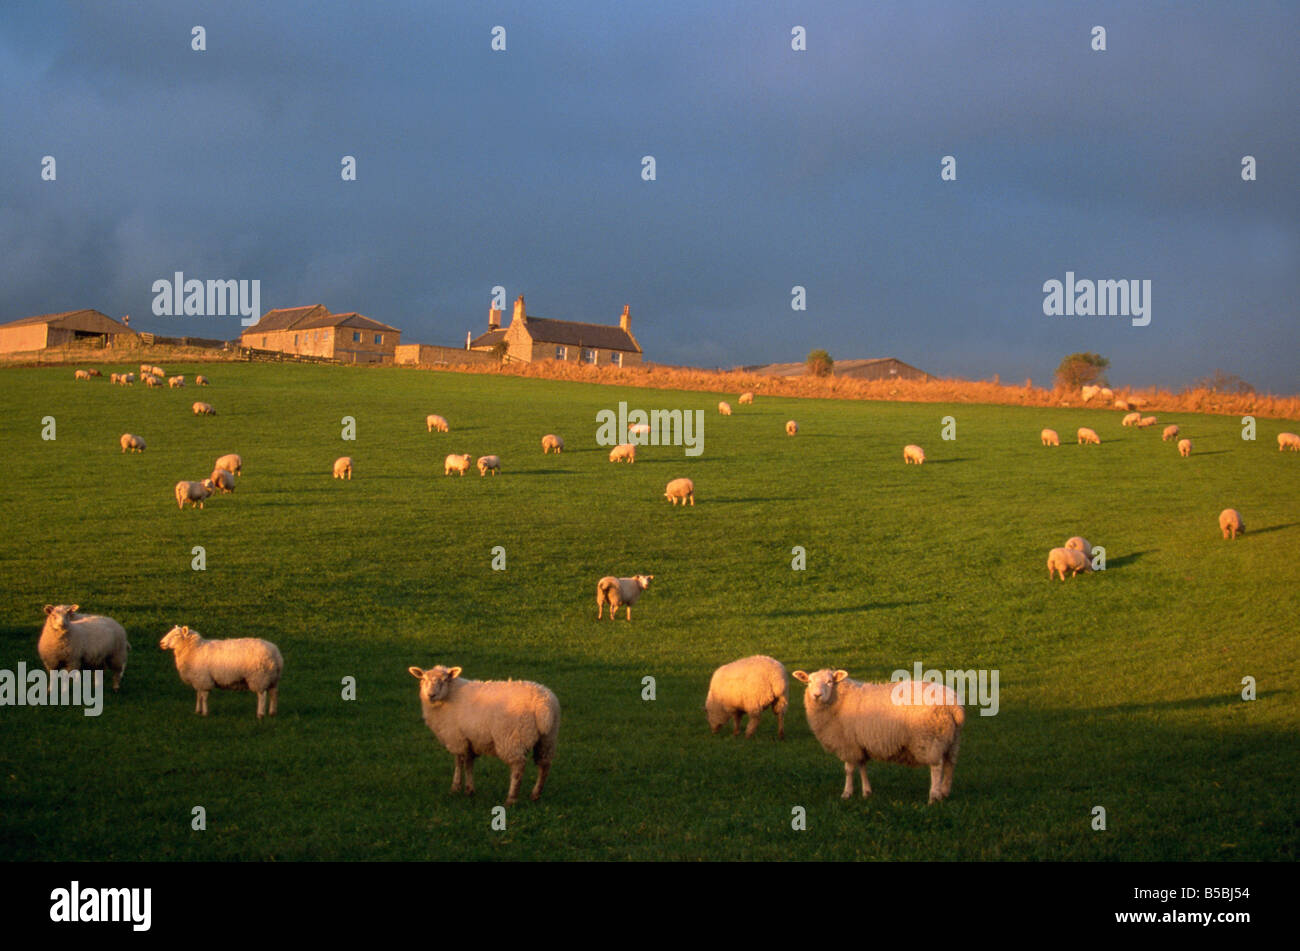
[43,604,78,634]
[409,665,463,703]
[793,668,849,705]
[634,574,654,590]
[159,625,196,651]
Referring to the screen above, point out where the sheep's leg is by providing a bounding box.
[732,711,742,736]
[596,601,603,619]
[940,759,956,797]
[841,762,855,799]
[744,710,760,738]
[463,754,476,795]
[928,764,945,803]
[776,708,785,740]
[530,761,550,801]
[505,761,525,806]
[256,690,267,719]
[450,755,463,793]
[858,764,871,798]
[268,686,278,716]
[198,690,210,716]
[625,605,631,621]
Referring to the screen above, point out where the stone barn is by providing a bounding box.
[0,310,137,354]
[240,305,402,364]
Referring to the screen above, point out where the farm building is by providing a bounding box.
[469,295,643,367]
[0,309,137,354]
[240,305,402,364]
[394,344,496,367]
[744,357,931,381]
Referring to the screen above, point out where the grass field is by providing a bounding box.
[1,363,1296,861]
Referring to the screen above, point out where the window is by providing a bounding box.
[293,334,298,346]
[261,337,267,347]
[353,332,361,343]
[582,348,597,364]
[555,346,567,360]
[611,352,623,367]
[374,334,382,345]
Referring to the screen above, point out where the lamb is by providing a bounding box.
[608,443,636,464]
[738,391,755,405]
[426,414,449,433]
[541,434,564,454]
[595,574,654,621]
[705,655,788,739]
[119,433,145,453]
[718,401,732,416]
[74,369,91,381]
[1137,416,1158,428]
[1047,546,1091,580]
[1162,425,1180,441]
[1219,508,1245,540]
[903,444,925,464]
[792,668,964,803]
[168,376,185,388]
[786,420,798,436]
[214,453,242,476]
[1040,428,1059,446]
[39,604,129,691]
[145,374,163,387]
[1077,427,1101,445]
[408,664,559,806]
[1278,432,1300,452]
[443,453,472,476]
[191,401,215,416]
[1122,412,1142,426]
[477,454,501,476]
[160,625,283,719]
[334,456,353,480]
[664,477,694,506]
[209,468,236,494]
[174,480,214,509]
[195,375,209,386]
[1178,438,1192,458]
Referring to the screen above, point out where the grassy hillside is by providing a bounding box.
[0,363,1296,860]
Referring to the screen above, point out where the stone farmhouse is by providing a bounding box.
[239,305,401,364]
[469,295,642,367]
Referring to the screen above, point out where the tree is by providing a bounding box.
[1054,352,1109,390]
[806,349,833,377]
[490,340,509,364]
[1194,369,1254,394]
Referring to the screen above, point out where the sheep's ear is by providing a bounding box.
[44,604,55,615]
[448,666,462,679]
[833,670,849,682]
[70,604,80,613]
[181,626,190,636]
[792,670,810,683]
[408,666,424,679]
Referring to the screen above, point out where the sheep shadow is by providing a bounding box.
[704,496,798,504]
[765,600,929,618]
[1187,449,1232,457]
[1249,521,1299,536]
[508,468,572,477]
[1077,689,1287,717]
[1105,549,1158,569]
[924,457,972,465]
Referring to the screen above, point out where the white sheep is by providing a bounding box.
[595,574,654,621]
[627,422,651,440]
[608,443,636,464]
[903,444,925,464]
[1162,424,1180,441]
[209,468,236,494]
[718,401,732,416]
[664,477,694,506]
[408,664,559,806]
[195,375,209,386]
[1040,428,1060,446]
[1080,385,1100,402]
[39,604,129,692]
[426,414,449,433]
[1219,508,1245,540]
[1047,546,1091,579]
[443,453,472,476]
[1178,438,1192,458]
[1114,398,1133,410]
[1122,412,1141,426]
[334,456,353,479]
[792,668,964,803]
[174,480,214,509]
[541,434,564,454]
[786,420,798,436]
[149,365,165,378]
[1100,387,1114,401]
[121,373,135,385]
[1077,427,1101,445]
[168,376,185,388]
[1277,432,1300,452]
[477,454,501,476]
[1137,416,1157,428]
[738,391,755,405]
[119,433,145,453]
[160,625,283,719]
[74,369,91,381]
[192,401,215,416]
[145,374,164,388]
[705,655,788,739]
[110,373,121,384]
[1064,536,1092,556]
[215,453,242,476]
[139,364,150,376]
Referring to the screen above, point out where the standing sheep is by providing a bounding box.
[1178,438,1192,458]
[477,454,501,476]
[150,365,165,378]
[174,480,214,509]
[215,453,242,476]
[1046,547,1091,580]
[664,477,694,506]
[1064,536,1092,556]
[1277,432,1300,451]
[1219,508,1245,540]
[74,369,92,381]
[159,625,283,719]
[195,375,209,386]
[209,468,236,494]
[903,444,925,464]
[608,443,636,464]
[119,433,146,453]
[426,414,449,433]
[792,668,964,803]
[443,453,472,476]
[1040,428,1060,446]
[409,664,559,806]
[168,376,186,388]
[738,392,755,405]
[145,374,164,388]
[705,655,788,739]
[541,434,564,454]
[39,604,129,692]
[786,420,798,436]
[334,456,353,480]
[718,401,732,416]
[595,574,654,620]
[121,373,135,385]
[1077,427,1101,445]
[191,401,215,416]
[1162,425,1180,441]
[1122,412,1141,427]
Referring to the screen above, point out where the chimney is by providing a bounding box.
[512,295,526,325]
[488,306,502,330]
[466,330,471,350]
[619,304,630,333]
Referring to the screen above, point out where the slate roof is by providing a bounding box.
[0,309,133,334]
[517,316,640,352]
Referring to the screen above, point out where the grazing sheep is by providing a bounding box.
[1040,428,1060,446]
[792,668,964,803]
[1047,547,1091,580]
[1099,387,1114,401]
[1219,508,1245,540]
[786,420,798,436]
[174,480,214,509]
[1064,536,1092,556]
[477,454,501,477]
[1278,432,1300,452]
[168,376,185,388]
[738,391,755,405]
[334,456,353,480]
[627,422,651,439]
[109,373,120,384]
[1178,438,1192,458]
[595,574,654,621]
[1122,412,1142,426]
[608,443,636,464]
[903,444,925,464]
[1114,398,1133,410]
[443,453,472,476]
[209,468,236,494]
[191,401,215,416]
[149,365,165,378]
[1137,416,1158,428]
[664,477,694,506]
[121,373,135,385]
[1162,425,1180,441]
[1077,427,1101,445]
[214,453,242,476]
[119,433,145,453]
[195,375,209,386]
[426,414,449,433]
[718,401,732,416]
[705,655,788,739]
[139,364,151,376]
[87,369,102,377]
[160,625,283,719]
[145,374,164,388]
[74,369,92,381]
[541,434,564,454]
[1080,385,1100,402]
[39,604,129,691]
[408,664,559,806]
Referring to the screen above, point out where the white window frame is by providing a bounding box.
[582,348,597,364]
[555,345,567,360]
[611,352,623,367]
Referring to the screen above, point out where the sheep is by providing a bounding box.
[87,368,102,377]
[195,375,209,386]
[1040,428,1060,446]
[1219,508,1245,540]
[443,453,472,476]
[1099,387,1114,401]
[192,401,215,416]
[74,369,91,381]
[608,443,636,464]
[792,668,964,803]
[1122,412,1142,426]
[718,401,732,416]
[209,468,236,494]
[1278,432,1300,452]
[334,456,353,480]
[1114,398,1133,410]
[664,477,694,506]
[426,414,449,433]
[149,365,165,378]
[1077,427,1100,445]
[1046,546,1091,580]
[121,373,135,385]
[903,444,925,464]
[1178,438,1192,458]
[160,625,283,719]
[1064,536,1092,556]
[786,420,798,436]
[1137,416,1158,428]
[145,374,164,388]
[174,480,214,509]
[595,574,654,621]
[408,664,559,806]
[214,453,242,476]
[39,604,129,692]
[119,433,145,453]
[705,655,787,739]
[541,434,564,454]
[477,454,501,477]
[139,364,150,376]
[109,373,121,384]
[1162,424,1180,441]
[1080,385,1100,402]
[627,422,651,440]
[168,376,185,388]
[738,391,755,405]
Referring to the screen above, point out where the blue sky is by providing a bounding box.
[2,1,1296,391]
